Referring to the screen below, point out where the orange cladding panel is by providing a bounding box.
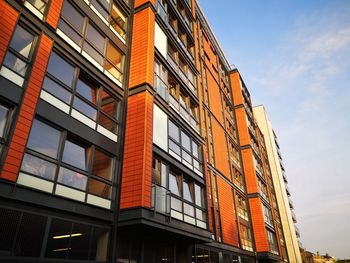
[217,176,238,246]
[134,0,155,8]
[241,148,258,194]
[207,72,223,124]
[1,35,53,181]
[211,120,230,180]
[235,107,250,146]
[229,71,244,106]
[249,198,269,252]
[46,0,64,29]
[129,7,155,89]
[120,91,153,209]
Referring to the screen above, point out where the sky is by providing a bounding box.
[198,0,350,259]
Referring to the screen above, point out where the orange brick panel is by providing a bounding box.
[229,71,244,106]
[0,34,53,182]
[129,8,155,89]
[235,107,250,146]
[211,120,230,180]
[217,176,238,247]
[249,197,269,252]
[46,0,64,29]
[134,0,155,8]
[0,0,19,65]
[241,148,258,194]
[207,71,223,124]
[120,91,153,209]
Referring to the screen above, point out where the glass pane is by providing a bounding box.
[57,167,87,190]
[101,89,119,120]
[42,77,71,104]
[171,196,182,212]
[182,150,192,165]
[47,52,74,87]
[168,121,179,142]
[9,25,34,58]
[83,42,104,65]
[88,178,112,199]
[58,20,82,45]
[76,77,98,105]
[46,219,72,258]
[169,140,180,156]
[92,149,113,181]
[0,104,9,138]
[68,223,91,260]
[98,113,118,135]
[28,0,47,14]
[90,0,109,20]
[105,42,124,70]
[3,52,28,76]
[196,208,206,221]
[90,228,109,261]
[61,0,84,33]
[73,97,97,120]
[104,61,122,82]
[181,131,191,152]
[195,184,203,207]
[183,181,193,202]
[21,153,56,180]
[62,140,87,170]
[86,23,105,53]
[169,173,180,196]
[27,119,60,158]
[111,4,127,39]
[184,203,194,216]
[192,142,199,159]
[152,158,161,185]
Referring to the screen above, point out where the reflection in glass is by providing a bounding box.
[58,167,87,190]
[62,140,87,170]
[21,154,56,180]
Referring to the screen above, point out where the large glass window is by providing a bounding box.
[240,224,253,251]
[168,120,203,175]
[151,157,206,228]
[42,51,121,142]
[58,1,125,83]
[27,119,61,159]
[0,25,36,87]
[0,103,13,155]
[20,119,116,209]
[267,230,279,255]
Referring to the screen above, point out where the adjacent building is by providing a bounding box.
[254,105,302,262]
[0,0,301,262]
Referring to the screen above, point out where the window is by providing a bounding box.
[24,0,49,19]
[237,194,248,220]
[263,205,274,227]
[267,230,279,255]
[58,1,125,83]
[240,224,253,251]
[19,119,116,209]
[0,103,14,155]
[151,157,207,228]
[0,25,37,87]
[167,120,203,175]
[41,51,121,142]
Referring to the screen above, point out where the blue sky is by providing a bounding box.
[198,0,350,258]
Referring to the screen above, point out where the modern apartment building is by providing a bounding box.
[254,105,302,263]
[0,0,299,262]
[0,0,131,262]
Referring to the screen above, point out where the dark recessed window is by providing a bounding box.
[46,219,72,258]
[0,104,10,138]
[27,119,61,158]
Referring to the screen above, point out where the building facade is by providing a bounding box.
[254,105,302,263]
[0,0,299,262]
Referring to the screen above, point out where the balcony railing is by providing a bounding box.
[288,196,294,208]
[295,225,300,237]
[291,210,297,222]
[151,184,207,229]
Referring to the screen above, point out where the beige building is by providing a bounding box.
[253,105,302,263]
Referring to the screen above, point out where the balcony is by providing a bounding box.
[151,184,207,229]
[288,196,294,208]
[285,184,291,196]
